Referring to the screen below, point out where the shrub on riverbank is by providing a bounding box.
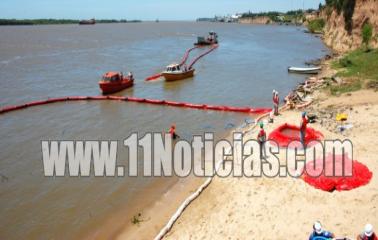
[307,18,325,33]
[362,23,373,50]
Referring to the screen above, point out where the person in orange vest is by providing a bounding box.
[257,122,267,160]
[357,224,378,240]
[169,124,179,139]
[300,112,308,148]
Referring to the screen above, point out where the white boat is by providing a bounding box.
[161,63,195,81]
[288,66,321,74]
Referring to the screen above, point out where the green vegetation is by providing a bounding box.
[324,0,356,33]
[332,49,378,80]
[241,10,306,24]
[241,11,283,22]
[0,19,78,25]
[0,19,141,26]
[330,48,378,94]
[362,23,373,50]
[307,18,325,33]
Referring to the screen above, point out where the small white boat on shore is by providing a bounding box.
[288,66,321,74]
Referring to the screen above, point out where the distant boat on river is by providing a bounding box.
[79,19,96,25]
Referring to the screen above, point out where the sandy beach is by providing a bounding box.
[161,90,378,240]
[159,63,378,239]
[112,54,378,240]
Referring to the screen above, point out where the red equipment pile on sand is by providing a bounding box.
[268,123,323,147]
[303,154,373,192]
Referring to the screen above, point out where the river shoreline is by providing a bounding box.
[105,27,339,240]
[157,46,378,239]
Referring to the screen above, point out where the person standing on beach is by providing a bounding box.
[309,221,335,240]
[257,122,267,160]
[357,224,378,240]
[300,112,308,148]
[273,91,279,115]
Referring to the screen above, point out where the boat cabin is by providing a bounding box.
[196,31,218,45]
[102,72,122,82]
[207,31,218,42]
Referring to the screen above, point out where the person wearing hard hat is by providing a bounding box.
[257,122,267,160]
[309,221,335,240]
[273,91,279,116]
[272,90,277,115]
[128,71,134,81]
[357,224,377,240]
[300,112,308,148]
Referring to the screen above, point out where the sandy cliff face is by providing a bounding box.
[322,0,378,52]
[239,16,271,25]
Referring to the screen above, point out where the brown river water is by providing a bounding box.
[0,21,328,239]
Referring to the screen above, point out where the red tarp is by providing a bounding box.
[268,123,323,148]
[303,154,373,192]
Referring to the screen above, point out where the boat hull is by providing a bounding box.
[194,40,218,46]
[288,67,321,74]
[162,69,195,81]
[99,79,134,94]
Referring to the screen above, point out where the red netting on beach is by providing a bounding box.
[268,123,323,147]
[303,154,373,192]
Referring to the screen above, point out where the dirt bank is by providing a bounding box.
[321,0,378,52]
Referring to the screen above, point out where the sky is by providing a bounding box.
[1,0,325,21]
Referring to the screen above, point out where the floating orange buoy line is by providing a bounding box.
[187,44,218,69]
[0,96,272,115]
[179,46,199,66]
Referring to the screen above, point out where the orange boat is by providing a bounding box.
[99,72,134,94]
[161,63,195,81]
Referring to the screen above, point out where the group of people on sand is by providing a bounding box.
[165,91,376,240]
[264,92,376,240]
[309,221,377,240]
[258,89,309,159]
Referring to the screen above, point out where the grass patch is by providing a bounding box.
[307,18,325,33]
[329,79,362,95]
[332,48,378,80]
[328,48,378,94]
